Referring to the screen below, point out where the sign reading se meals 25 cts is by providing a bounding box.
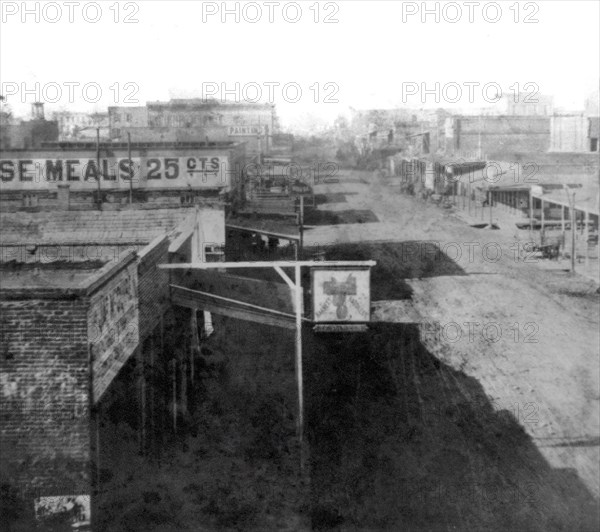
[0,155,229,191]
[312,268,371,323]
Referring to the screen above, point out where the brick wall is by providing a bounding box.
[137,236,172,340]
[0,295,91,496]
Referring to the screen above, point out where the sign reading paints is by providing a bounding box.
[312,268,371,323]
[228,125,263,136]
[0,155,229,190]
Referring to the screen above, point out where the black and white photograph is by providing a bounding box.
[0,1,599,530]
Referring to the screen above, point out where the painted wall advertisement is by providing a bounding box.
[34,495,90,528]
[0,155,229,191]
[312,268,371,323]
[88,263,139,403]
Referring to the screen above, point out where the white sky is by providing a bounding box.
[1,0,598,130]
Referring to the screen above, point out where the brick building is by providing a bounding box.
[0,206,222,527]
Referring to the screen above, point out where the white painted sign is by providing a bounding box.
[0,155,229,190]
[228,125,263,136]
[312,268,371,322]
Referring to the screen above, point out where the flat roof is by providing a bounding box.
[0,261,108,291]
[5,141,241,152]
[0,208,195,246]
[531,187,600,216]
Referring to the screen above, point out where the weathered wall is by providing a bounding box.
[550,115,589,152]
[449,116,551,155]
[0,120,59,150]
[0,295,90,496]
[137,236,172,341]
[88,260,139,403]
[0,147,233,192]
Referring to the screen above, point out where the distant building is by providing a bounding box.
[442,115,551,157]
[108,100,278,155]
[471,93,554,117]
[50,111,109,141]
[0,103,59,150]
[500,92,554,116]
[550,90,599,153]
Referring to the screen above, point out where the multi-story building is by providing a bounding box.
[108,100,278,155]
[50,111,109,141]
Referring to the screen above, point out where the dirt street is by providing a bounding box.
[302,169,599,530]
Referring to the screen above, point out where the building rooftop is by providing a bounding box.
[0,208,195,246]
[532,185,600,216]
[0,207,198,294]
[147,99,275,109]
[13,141,240,151]
[0,261,109,291]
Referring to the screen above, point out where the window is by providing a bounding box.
[180,194,194,205]
[591,138,598,152]
[22,193,38,207]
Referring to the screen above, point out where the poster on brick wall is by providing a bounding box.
[88,263,139,403]
[34,495,90,528]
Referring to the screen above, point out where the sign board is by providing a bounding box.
[228,125,263,136]
[34,495,90,528]
[0,155,229,191]
[311,268,371,323]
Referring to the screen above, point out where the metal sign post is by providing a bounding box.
[160,260,376,470]
[294,263,304,466]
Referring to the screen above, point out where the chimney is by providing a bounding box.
[31,102,45,120]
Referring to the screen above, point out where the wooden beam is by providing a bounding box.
[226,224,300,241]
[160,260,376,270]
[171,285,297,330]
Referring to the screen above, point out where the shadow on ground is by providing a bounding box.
[304,210,379,226]
[304,323,599,531]
[313,193,357,206]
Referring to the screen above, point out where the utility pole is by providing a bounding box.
[298,195,304,260]
[478,114,482,160]
[468,181,472,216]
[96,128,102,210]
[563,185,576,273]
[571,194,576,273]
[128,132,133,205]
[294,263,304,470]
